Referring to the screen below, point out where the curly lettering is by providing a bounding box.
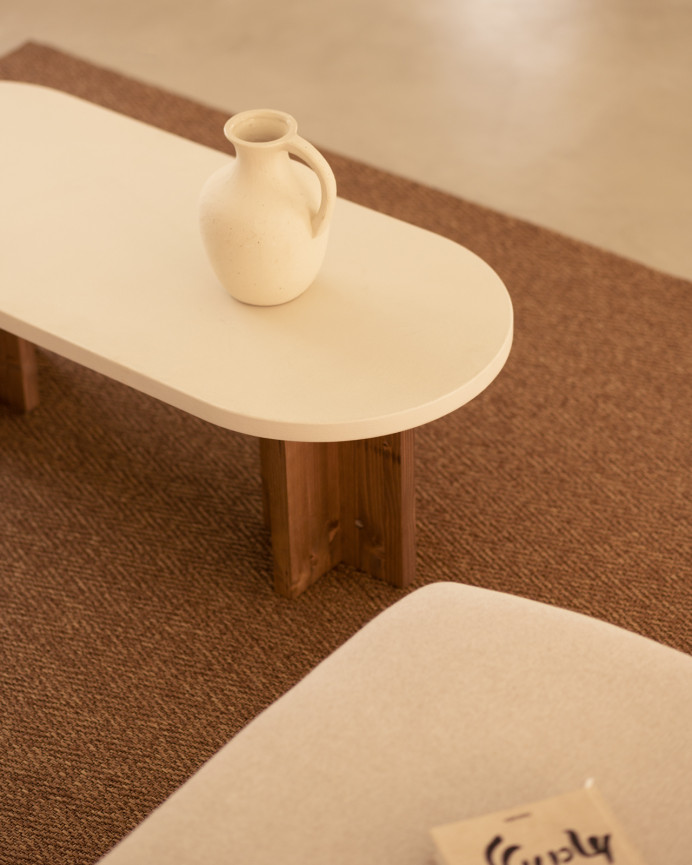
[565,830,613,863]
[484,836,522,865]
[486,836,504,865]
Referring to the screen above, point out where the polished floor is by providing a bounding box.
[2,0,691,281]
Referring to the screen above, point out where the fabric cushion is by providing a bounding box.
[97,582,692,864]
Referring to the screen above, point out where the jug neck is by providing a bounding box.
[225,109,297,163]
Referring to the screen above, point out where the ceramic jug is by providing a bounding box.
[198,108,337,306]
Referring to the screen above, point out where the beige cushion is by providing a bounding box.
[98,582,692,864]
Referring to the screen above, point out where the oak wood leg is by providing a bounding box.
[340,432,416,588]
[0,330,39,412]
[260,431,415,598]
[260,440,342,598]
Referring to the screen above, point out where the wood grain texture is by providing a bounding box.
[340,432,416,588]
[260,439,342,598]
[0,330,39,412]
[260,432,415,597]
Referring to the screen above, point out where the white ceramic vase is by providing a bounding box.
[198,109,337,306]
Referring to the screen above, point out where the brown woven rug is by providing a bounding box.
[1,42,690,865]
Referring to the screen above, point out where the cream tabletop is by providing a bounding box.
[0,82,512,442]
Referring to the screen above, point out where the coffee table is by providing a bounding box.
[0,82,513,598]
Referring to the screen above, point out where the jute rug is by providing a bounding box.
[1,42,690,865]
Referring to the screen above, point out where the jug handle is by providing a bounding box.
[287,136,337,238]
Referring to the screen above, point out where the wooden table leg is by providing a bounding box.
[339,434,416,588]
[260,439,343,598]
[260,431,415,598]
[0,330,39,412]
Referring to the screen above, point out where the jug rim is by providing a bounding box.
[224,109,298,148]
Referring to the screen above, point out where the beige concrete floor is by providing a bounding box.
[2,0,691,281]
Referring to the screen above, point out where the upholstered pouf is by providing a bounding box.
[97,582,692,864]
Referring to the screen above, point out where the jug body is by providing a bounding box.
[199,109,336,306]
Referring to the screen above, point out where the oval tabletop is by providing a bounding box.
[0,82,512,442]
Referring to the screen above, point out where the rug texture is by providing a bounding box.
[0,42,690,865]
